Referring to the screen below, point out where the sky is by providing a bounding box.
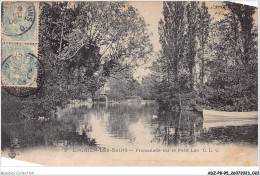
[130,1,163,53]
[130,1,163,82]
[130,1,258,82]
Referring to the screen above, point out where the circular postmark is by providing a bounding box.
[3,2,35,36]
[2,53,45,97]
[2,51,38,87]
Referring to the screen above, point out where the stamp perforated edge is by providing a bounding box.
[1,42,38,88]
[1,2,39,88]
[2,2,38,41]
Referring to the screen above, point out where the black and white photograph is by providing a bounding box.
[1,0,258,170]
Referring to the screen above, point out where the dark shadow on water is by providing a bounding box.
[198,125,258,145]
[152,110,258,146]
[1,101,258,150]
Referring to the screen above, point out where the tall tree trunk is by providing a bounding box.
[200,45,205,85]
[190,66,193,91]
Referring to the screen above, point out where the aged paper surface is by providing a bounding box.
[2,2,38,88]
[1,1,258,167]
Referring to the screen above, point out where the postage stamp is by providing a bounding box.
[2,2,39,88]
[1,43,38,87]
[2,2,38,42]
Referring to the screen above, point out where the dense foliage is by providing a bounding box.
[1,2,152,148]
[153,1,257,112]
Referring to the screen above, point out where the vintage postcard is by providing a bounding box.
[1,0,258,169]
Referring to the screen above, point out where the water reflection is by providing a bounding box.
[59,102,158,147]
[58,101,257,147]
[151,110,203,146]
[2,101,257,150]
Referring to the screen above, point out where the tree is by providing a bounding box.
[38,1,152,104]
[156,1,203,110]
[185,2,199,91]
[197,2,211,86]
[106,70,141,101]
[207,2,257,111]
[1,2,153,141]
[154,1,257,112]
[224,2,257,66]
[158,2,186,86]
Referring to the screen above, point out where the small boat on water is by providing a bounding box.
[203,109,258,129]
[152,115,158,119]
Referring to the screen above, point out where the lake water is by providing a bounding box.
[1,100,257,150]
[57,101,258,148]
[2,100,258,166]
